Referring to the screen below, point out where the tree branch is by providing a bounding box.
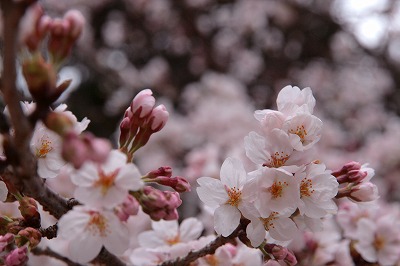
[160,220,248,266]
[31,247,84,266]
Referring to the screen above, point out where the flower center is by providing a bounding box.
[373,235,385,251]
[166,234,180,245]
[225,186,242,207]
[264,152,289,168]
[289,125,307,143]
[300,178,314,197]
[268,180,288,199]
[86,211,109,237]
[261,212,278,231]
[36,136,53,158]
[95,168,119,195]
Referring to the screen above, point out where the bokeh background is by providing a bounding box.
[35,0,400,211]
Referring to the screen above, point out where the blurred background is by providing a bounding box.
[36,0,400,209]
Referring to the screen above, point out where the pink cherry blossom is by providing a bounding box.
[138,217,203,248]
[196,157,256,237]
[58,206,130,264]
[295,163,338,218]
[71,149,143,208]
[276,85,316,115]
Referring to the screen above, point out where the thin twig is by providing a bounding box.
[31,247,84,266]
[160,220,248,266]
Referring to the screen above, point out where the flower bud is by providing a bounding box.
[114,195,140,222]
[44,111,74,136]
[349,182,379,202]
[63,10,85,40]
[62,132,112,169]
[145,166,173,179]
[21,55,57,103]
[16,227,41,248]
[18,197,40,228]
[148,104,169,132]
[0,233,15,252]
[5,246,28,266]
[130,89,155,119]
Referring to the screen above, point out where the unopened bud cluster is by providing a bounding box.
[119,89,169,161]
[333,161,379,202]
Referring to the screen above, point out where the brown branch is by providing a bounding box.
[160,220,248,266]
[31,247,84,266]
[0,2,126,266]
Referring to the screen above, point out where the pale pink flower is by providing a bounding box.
[129,248,170,266]
[349,182,379,202]
[276,85,316,115]
[196,157,255,237]
[282,113,323,151]
[30,103,89,178]
[231,244,263,266]
[250,167,300,216]
[138,217,203,248]
[246,212,299,246]
[295,163,338,218]
[58,206,129,264]
[354,216,400,265]
[71,149,143,208]
[31,124,64,178]
[0,181,8,202]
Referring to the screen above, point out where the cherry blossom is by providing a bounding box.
[71,149,143,208]
[58,206,130,263]
[138,217,203,248]
[295,163,338,218]
[276,85,316,116]
[249,167,300,216]
[354,216,400,265]
[196,157,255,237]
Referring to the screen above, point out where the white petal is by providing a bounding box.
[214,205,241,237]
[220,157,246,188]
[68,233,102,263]
[179,218,203,242]
[103,214,129,255]
[246,219,266,247]
[115,164,143,191]
[102,150,127,172]
[70,163,98,186]
[196,177,228,207]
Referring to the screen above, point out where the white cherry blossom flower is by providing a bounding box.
[58,206,129,264]
[354,216,400,265]
[71,149,143,208]
[250,167,300,216]
[196,157,256,237]
[244,130,308,171]
[276,85,316,116]
[295,163,338,218]
[138,217,203,248]
[246,212,299,247]
[29,103,90,178]
[282,113,323,151]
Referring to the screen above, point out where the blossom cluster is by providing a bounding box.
[196,86,378,261]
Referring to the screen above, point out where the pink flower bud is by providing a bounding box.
[139,186,182,221]
[19,3,44,51]
[119,117,131,147]
[0,233,14,252]
[349,182,379,202]
[115,195,140,222]
[145,166,173,179]
[5,246,28,266]
[63,10,85,40]
[130,89,155,119]
[148,176,191,193]
[62,132,112,169]
[148,104,169,132]
[332,161,361,177]
[284,250,297,266]
[264,260,281,266]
